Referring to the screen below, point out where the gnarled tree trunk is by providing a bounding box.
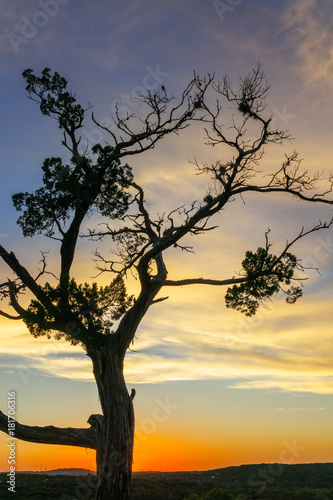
[0,344,135,500]
[88,343,135,500]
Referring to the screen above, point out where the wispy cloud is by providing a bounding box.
[229,377,333,395]
[277,407,326,411]
[1,0,333,399]
[281,0,333,86]
[0,0,69,56]
[1,288,332,395]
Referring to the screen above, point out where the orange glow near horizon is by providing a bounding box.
[3,441,97,473]
[2,431,331,474]
[133,434,235,472]
[2,1,333,492]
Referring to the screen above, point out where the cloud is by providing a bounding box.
[230,377,333,395]
[1,263,332,394]
[281,0,333,87]
[277,407,326,411]
[0,0,70,57]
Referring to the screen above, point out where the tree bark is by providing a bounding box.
[88,342,135,500]
[0,344,134,500]
[0,411,96,448]
[0,343,135,500]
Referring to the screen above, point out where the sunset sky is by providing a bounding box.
[1,0,333,474]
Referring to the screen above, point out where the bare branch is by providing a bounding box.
[0,309,21,320]
[131,182,158,243]
[163,219,333,290]
[151,296,169,304]
[7,280,27,318]
[164,277,247,287]
[0,245,41,298]
[275,219,333,265]
[91,73,215,158]
[34,250,58,282]
[0,410,96,449]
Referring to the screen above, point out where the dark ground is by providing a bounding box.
[0,463,332,499]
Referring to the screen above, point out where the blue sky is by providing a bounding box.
[0,0,333,472]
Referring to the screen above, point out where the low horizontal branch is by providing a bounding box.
[0,410,97,449]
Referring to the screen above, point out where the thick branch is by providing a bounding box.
[131,182,158,242]
[0,246,41,297]
[0,410,97,449]
[0,310,21,320]
[164,220,333,289]
[7,280,28,318]
[164,277,248,287]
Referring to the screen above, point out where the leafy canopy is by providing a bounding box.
[6,66,313,352]
[14,68,133,238]
[24,275,133,346]
[12,146,133,238]
[10,68,136,349]
[225,247,302,316]
[22,67,84,129]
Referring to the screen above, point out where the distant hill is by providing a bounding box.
[1,463,333,499]
[18,468,95,476]
[14,461,333,483]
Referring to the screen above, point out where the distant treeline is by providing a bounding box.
[0,463,333,499]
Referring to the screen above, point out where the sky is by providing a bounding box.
[0,0,333,476]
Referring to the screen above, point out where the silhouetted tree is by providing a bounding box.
[0,65,332,500]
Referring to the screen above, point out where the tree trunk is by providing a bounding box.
[0,341,135,500]
[88,343,135,500]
